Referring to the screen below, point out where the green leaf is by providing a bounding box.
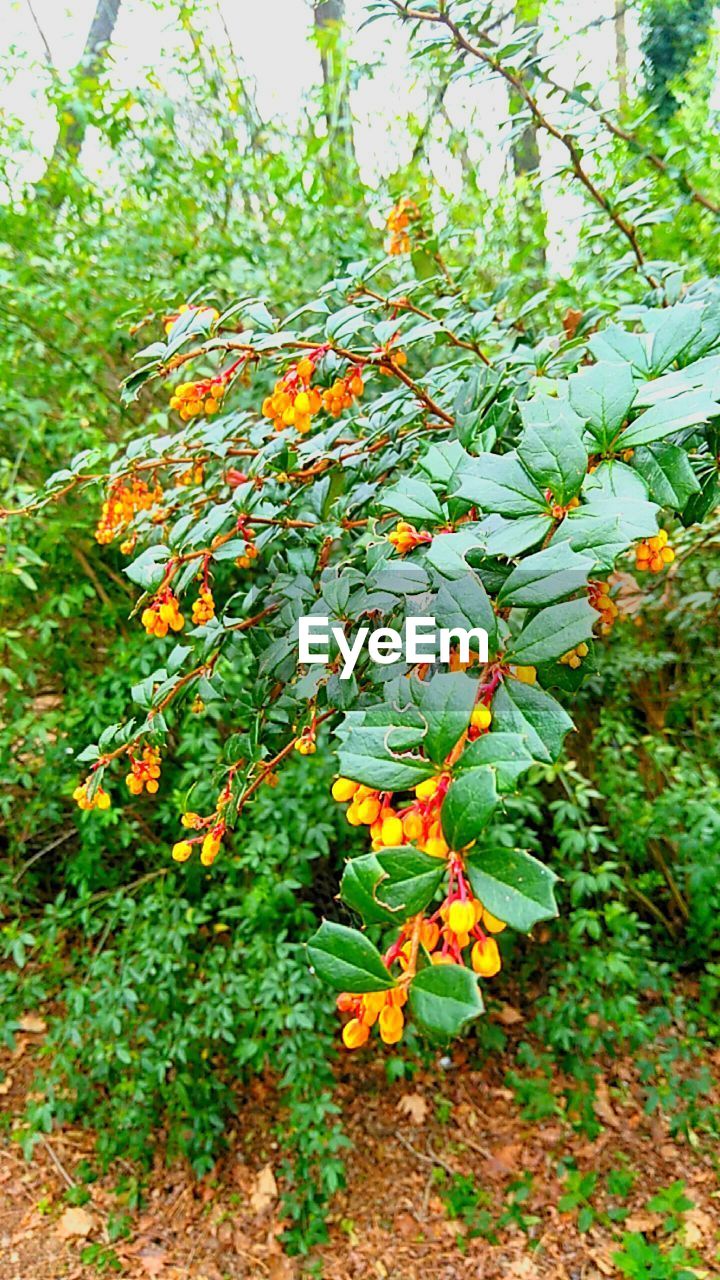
[340,848,446,925]
[434,573,498,654]
[491,680,573,764]
[410,673,478,765]
[508,599,596,665]
[307,921,394,993]
[620,391,720,447]
[647,304,703,374]
[568,362,636,449]
[418,440,470,485]
[480,513,553,557]
[518,397,588,502]
[336,721,435,790]
[465,847,559,932]
[631,443,701,508]
[551,499,658,569]
[379,478,444,523]
[456,732,534,790]
[452,452,547,516]
[498,543,594,608]
[124,544,171,590]
[582,460,648,503]
[441,766,499,848]
[424,528,485,578]
[409,964,484,1039]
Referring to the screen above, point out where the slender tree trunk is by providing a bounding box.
[314,0,354,167]
[614,0,629,109]
[40,0,122,194]
[509,0,546,278]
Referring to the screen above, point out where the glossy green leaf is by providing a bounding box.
[434,573,498,654]
[452,452,547,516]
[340,848,446,925]
[568,362,636,449]
[456,731,534,790]
[507,598,596,666]
[307,921,394,993]
[631,443,701,508]
[466,846,559,932]
[518,397,588,503]
[498,543,594,608]
[621,391,720,447]
[441,765,499,848]
[409,964,484,1040]
[491,680,574,764]
[380,478,444,523]
[337,722,435,790]
[410,673,478,765]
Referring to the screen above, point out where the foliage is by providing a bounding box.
[2,0,720,1258]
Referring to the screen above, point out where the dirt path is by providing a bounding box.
[1,1026,718,1279]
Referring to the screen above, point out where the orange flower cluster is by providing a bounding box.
[262,356,322,435]
[635,529,675,573]
[141,588,184,637]
[235,527,258,571]
[550,495,580,520]
[560,642,589,669]
[172,816,226,867]
[170,376,227,421]
[191,586,215,626]
[468,702,492,741]
[73,778,111,811]
[332,775,451,858]
[379,347,408,375]
[95,478,162,546]
[163,302,219,335]
[386,197,420,255]
[337,883,507,1051]
[178,462,204,487]
[337,987,407,1048]
[320,368,364,417]
[387,521,433,555]
[433,895,504,974]
[126,745,161,796]
[294,727,317,756]
[589,580,618,635]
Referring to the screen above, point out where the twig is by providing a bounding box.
[394,1130,458,1177]
[13,829,75,884]
[39,1136,75,1189]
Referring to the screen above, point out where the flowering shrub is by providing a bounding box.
[16,219,720,1052]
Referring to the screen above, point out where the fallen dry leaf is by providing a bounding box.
[397,1093,428,1125]
[625,1211,663,1234]
[495,1003,523,1026]
[267,1256,297,1280]
[593,1076,620,1129]
[56,1206,95,1240]
[250,1164,278,1214]
[137,1245,168,1277]
[18,1014,47,1035]
[0,1074,13,1096]
[683,1207,715,1248]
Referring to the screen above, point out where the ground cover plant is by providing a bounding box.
[1,0,719,1272]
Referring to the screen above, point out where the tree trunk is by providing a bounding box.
[614,0,629,109]
[509,0,546,278]
[41,0,122,194]
[314,0,353,165]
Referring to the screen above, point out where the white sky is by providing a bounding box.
[3,0,647,268]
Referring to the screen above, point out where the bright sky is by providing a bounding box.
[4,0,645,267]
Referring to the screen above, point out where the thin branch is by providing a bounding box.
[387,1,654,278]
[24,0,54,66]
